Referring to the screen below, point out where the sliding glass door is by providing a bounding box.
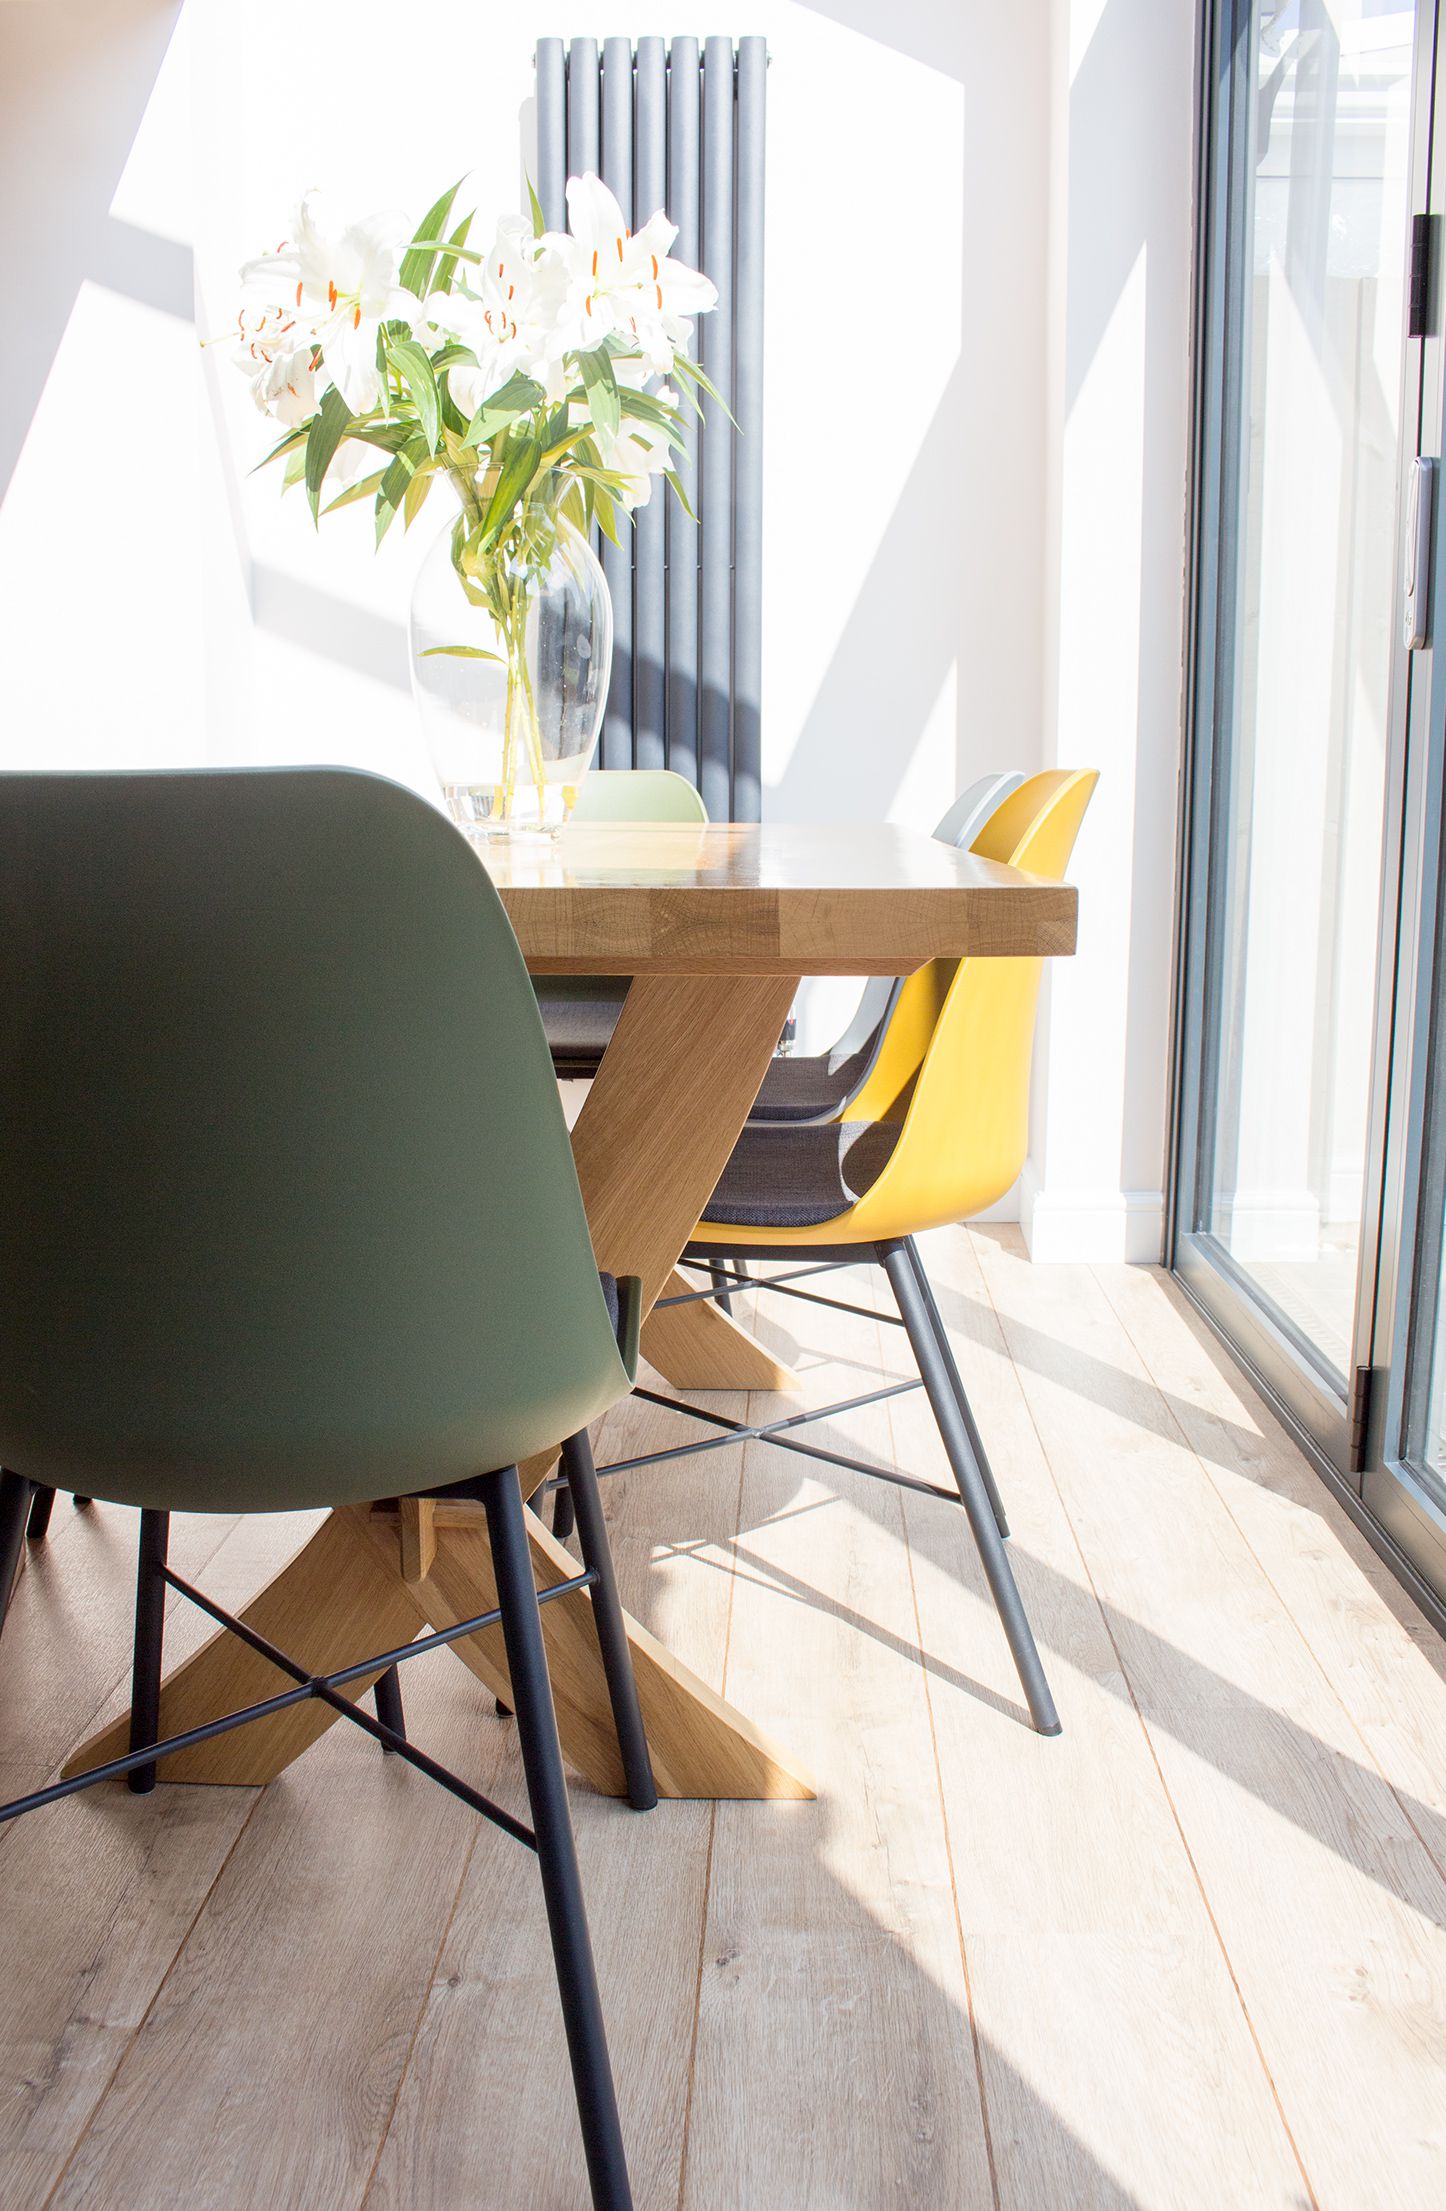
[1175,0,1446,1616]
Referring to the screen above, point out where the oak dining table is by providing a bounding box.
[68,820,1077,1805]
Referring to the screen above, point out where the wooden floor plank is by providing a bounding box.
[0,1784,255,2211]
[0,1504,244,1800]
[1098,1261,1446,1847]
[363,1378,744,2211]
[682,1266,994,2211]
[0,1513,334,2208]
[49,1648,483,2211]
[891,1228,1307,2209]
[3,1250,1445,2211]
[973,1226,1446,2211]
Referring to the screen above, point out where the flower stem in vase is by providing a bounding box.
[511,572,550,827]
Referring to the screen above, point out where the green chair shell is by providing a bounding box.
[0,768,632,1514]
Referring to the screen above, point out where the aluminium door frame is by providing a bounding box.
[1168,0,1446,1635]
[1363,52,1446,1599]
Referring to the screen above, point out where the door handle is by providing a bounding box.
[1404,455,1434,650]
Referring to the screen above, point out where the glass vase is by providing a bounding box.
[409,513,612,841]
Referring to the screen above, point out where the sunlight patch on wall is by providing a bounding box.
[108,0,194,247]
[0,282,205,768]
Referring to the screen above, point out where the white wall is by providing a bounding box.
[1022,0,1195,1262]
[0,0,1196,1262]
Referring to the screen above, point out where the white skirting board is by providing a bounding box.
[1018,1163,1165,1264]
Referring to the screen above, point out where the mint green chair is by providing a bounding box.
[0,766,650,2211]
[542,768,709,1081]
[568,767,708,825]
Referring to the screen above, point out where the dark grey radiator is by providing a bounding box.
[535,35,766,821]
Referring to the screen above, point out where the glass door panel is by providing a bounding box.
[1174,0,1439,1488]
[1203,0,1413,1381]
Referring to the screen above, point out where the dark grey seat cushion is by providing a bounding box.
[539,987,888,1104]
[703,1119,901,1229]
[535,976,627,1065]
[748,1030,881,1124]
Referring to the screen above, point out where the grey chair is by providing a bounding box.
[0,765,654,2211]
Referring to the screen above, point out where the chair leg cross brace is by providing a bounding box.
[670,1261,911,1330]
[643,1237,1063,1738]
[0,1541,591,1845]
[602,1380,945,1499]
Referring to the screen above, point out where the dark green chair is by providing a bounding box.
[0,766,652,2211]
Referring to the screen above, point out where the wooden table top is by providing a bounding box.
[482,821,1079,976]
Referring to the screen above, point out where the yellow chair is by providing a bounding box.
[842,771,1078,1131]
[656,769,1098,1736]
[748,773,1025,1128]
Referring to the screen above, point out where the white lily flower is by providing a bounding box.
[551,173,717,376]
[253,343,322,427]
[418,218,574,416]
[595,404,675,511]
[241,191,418,414]
[231,301,324,426]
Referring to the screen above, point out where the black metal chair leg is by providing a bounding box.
[73,1496,93,1510]
[373,1665,406,1745]
[481,1465,634,2211]
[903,1237,1010,1538]
[880,1244,1061,1737]
[25,1485,56,1542]
[551,1476,576,1543]
[128,1509,170,1793]
[560,1430,657,1812]
[708,1263,733,1315]
[1,1470,35,1638]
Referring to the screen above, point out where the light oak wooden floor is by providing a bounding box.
[3,1226,1445,2210]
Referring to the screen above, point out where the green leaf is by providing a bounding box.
[433,211,474,297]
[569,460,631,493]
[385,337,441,453]
[399,179,462,301]
[481,431,542,541]
[616,384,685,432]
[402,462,435,531]
[333,417,414,453]
[375,443,424,546]
[578,346,621,442]
[592,482,621,546]
[461,370,546,450]
[418,644,504,662]
[526,175,547,239]
[561,480,588,537]
[322,467,388,514]
[673,351,739,430]
[537,426,590,472]
[405,238,485,266]
[304,387,354,523]
[664,467,697,522]
[252,421,310,474]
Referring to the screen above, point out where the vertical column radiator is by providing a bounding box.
[535,35,766,820]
